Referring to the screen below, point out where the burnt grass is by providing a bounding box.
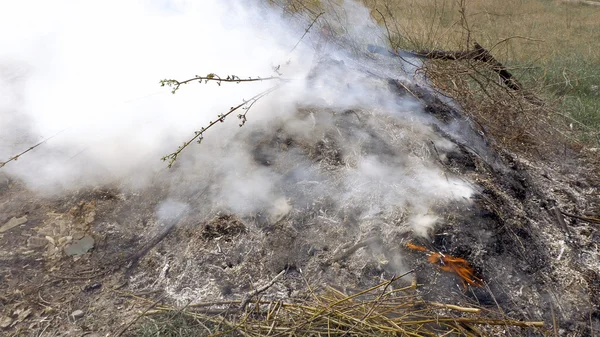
[1,70,599,336]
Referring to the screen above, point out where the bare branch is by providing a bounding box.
[160,73,283,94]
[239,269,286,311]
[161,85,280,167]
[0,130,66,169]
[289,11,324,55]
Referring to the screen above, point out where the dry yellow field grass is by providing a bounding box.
[365,0,600,60]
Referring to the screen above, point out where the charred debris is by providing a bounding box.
[1,43,599,337]
[129,52,598,335]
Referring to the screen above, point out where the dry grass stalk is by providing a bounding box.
[133,276,550,336]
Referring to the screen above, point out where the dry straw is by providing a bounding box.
[130,272,549,336]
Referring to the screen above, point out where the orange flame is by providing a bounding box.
[406,243,483,288]
[406,242,429,252]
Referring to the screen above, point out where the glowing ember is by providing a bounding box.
[406,243,483,288]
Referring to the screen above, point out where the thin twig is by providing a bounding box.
[552,305,559,337]
[115,295,165,337]
[240,269,286,311]
[289,12,324,55]
[332,236,380,262]
[397,318,544,327]
[428,302,481,313]
[124,221,180,275]
[160,74,282,94]
[552,207,571,234]
[0,130,65,169]
[271,270,415,337]
[340,274,400,336]
[488,35,545,53]
[561,211,600,225]
[162,85,280,167]
[375,8,394,50]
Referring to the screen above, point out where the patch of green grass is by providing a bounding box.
[549,60,600,129]
[527,55,600,141]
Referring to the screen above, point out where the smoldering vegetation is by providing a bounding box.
[0,0,476,239]
[0,1,599,336]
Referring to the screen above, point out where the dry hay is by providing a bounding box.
[132,273,549,336]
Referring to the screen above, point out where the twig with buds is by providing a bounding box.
[161,85,281,167]
[160,73,282,94]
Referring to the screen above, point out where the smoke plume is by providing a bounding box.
[0,0,473,237]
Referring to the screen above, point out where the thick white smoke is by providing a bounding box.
[0,0,308,189]
[0,0,473,236]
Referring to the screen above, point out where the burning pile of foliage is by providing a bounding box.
[1,2,598,337]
